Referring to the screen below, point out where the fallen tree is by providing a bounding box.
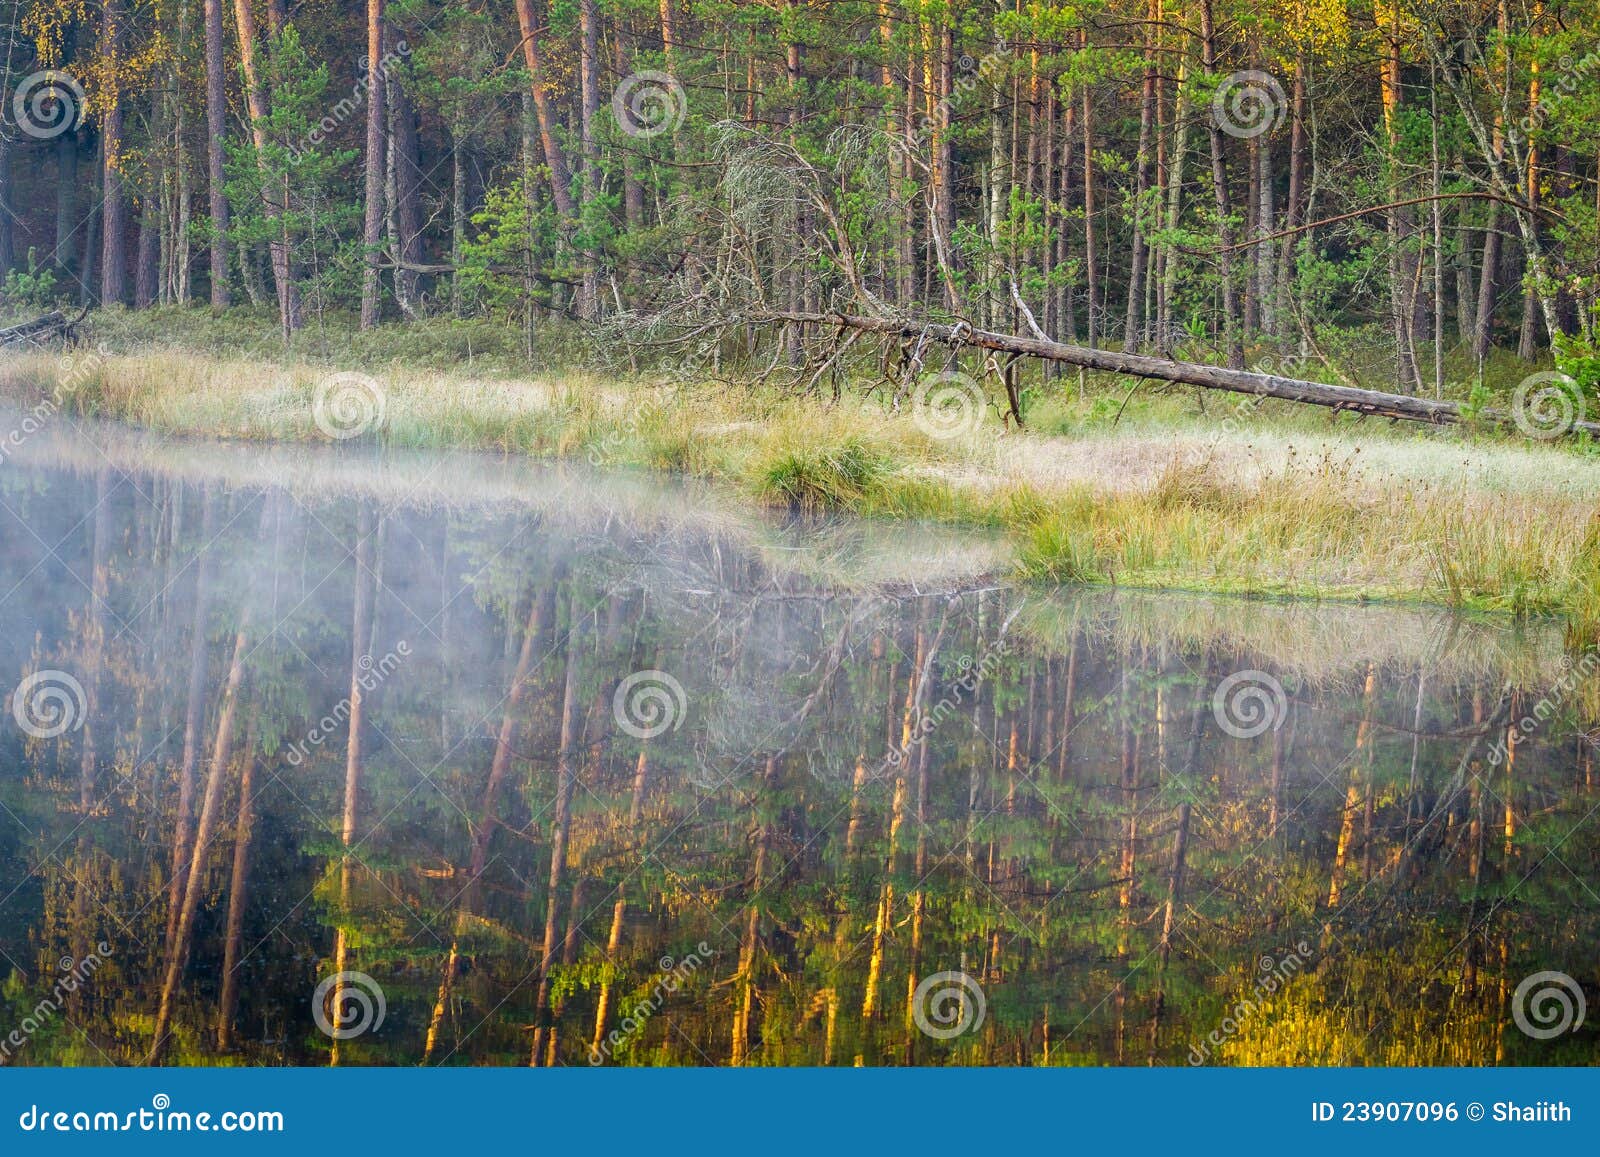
[763,311,1600,441]
[0,309,87,348]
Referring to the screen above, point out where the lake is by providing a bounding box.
[0,413,1595,1066]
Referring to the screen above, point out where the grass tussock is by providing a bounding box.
[3,309,1599,623]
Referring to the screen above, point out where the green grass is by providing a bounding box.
[4,306,1599,628]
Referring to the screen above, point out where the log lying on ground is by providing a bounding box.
[765,311,1600,441]
[0,309,86,348]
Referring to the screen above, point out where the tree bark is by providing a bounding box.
[99,0,128,307]
[360,0,388,329]
[203,0,229,308]
[165,487,217,949]
[234,0,301,331]
[767,311,1600,438]
[530,587,583,1066]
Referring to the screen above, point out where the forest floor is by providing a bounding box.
[2,306,1597,627]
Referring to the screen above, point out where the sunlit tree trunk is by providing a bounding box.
[423,584,553,1063]
[78,469,111,811]
[530,587,583,1065]
[217,719,260,1049]
[329,503,377,1066]
[590,747,651,1056]
[166,487,216,947]
[147,500,273,1065]
[202,0,229,308]
[99,0,128,306]
[359,0,387,329]
[732,755,778,1065]
[1199,0,1243,367]
[234,0,301,331]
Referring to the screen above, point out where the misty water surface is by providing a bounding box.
[0,414,1596,1066]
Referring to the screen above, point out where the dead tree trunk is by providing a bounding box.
[764,311,1600,439]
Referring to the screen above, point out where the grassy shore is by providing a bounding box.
[3,307,1598,628]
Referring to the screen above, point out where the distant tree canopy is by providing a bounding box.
[2,0,1599,389]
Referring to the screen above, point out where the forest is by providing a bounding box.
[0,0,1597,389]
[0,0,1599,1076]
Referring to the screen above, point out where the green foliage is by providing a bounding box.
[224,25,361,315]
[753,433,891,512]
[1,249,60,309]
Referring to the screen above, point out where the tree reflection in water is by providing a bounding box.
[0,423,1595,1067]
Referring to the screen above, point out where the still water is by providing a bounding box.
[0,415,1596,1066]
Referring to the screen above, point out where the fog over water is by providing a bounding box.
[0,414,1594,1066]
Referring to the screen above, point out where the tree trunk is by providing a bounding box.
[388,36,425,316]
[1124,1,1158,351]
[360,0,387,329]
[100,0,128,307]
[204,0,230,309]
[147,499,273,1065]
[165,487,217,949]
[216,721,259,1049]
[328,502,377,1066]
[577,0,600,319]
[511,0,577,222]
[1199,0,1243,367]
[530,588,583,1065]
[767,311,1600,438]
[234,0,301,331]
[423,584,554,1064]
[54,137,78,275]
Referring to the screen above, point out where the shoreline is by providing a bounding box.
[1,313,1596,626]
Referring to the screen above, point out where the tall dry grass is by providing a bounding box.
[2,341,1597,624]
